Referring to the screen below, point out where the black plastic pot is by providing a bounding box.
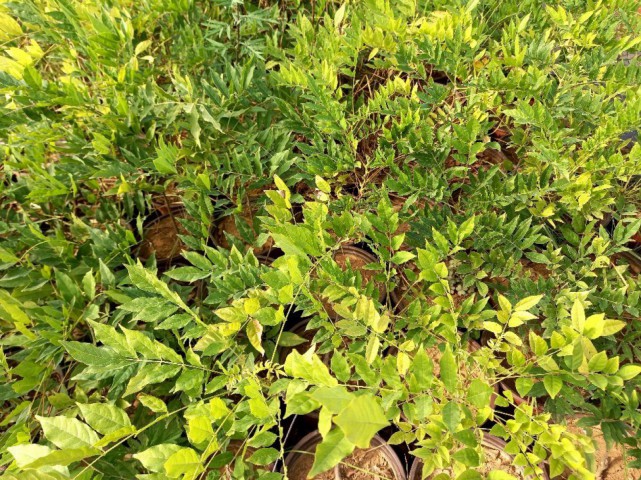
[284,431,406,480]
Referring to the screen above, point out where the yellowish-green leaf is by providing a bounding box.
[334,394,389,448]
[37,416,100,450]
[0,13,22,41]
[133,444,182,473]
[247,319,264,355]
[309,428,354,477]
[77,403,131,435]
[164,447,203,478]
[365,336,380,365]
[284,349,337,387]
[138,394,168,413]
[601,320,626,337]
[571,300,585,332]
[543,376,562,399]
[8,444,53,468]
[186,416,213,445]
[514,295,543,312]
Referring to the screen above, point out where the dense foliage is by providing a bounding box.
[0,0,640,479]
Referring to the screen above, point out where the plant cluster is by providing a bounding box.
[0,0,640,479]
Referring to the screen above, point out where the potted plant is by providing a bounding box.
[409,434,550,479]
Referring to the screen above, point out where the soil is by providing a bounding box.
[214,212,274,254]
[139,213,187,261]
[476,442,525,478]
[565,421,641,480]
[287,452,336,480]
[333,249,378,287]
[521,259,552,280]
[337,445,400,480]
[151,192,182,215]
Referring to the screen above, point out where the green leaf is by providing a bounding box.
[99,259,116,287]
[515,377,533,397]
[270,224,323,256]
[61,342,129,368]
[453,447,480,467]
[440,346,457,392]
[126,263,200,323]
[410,349,432,391]
[458,216,476,242]
[94,426,136,448]
[528,332,548,356]
[391,251,415,265]
[164,267,210,282]
[25,447,100,469]
[309,428,354,477]
[134,444,182,473]
[443,401,460,431]
[587,352,607,372]
[583,314,605,339]
[88,320,136,357]
[37,416,100,450]
[77,403,131,435]
[331,351,351,383]
[173,369,204,397]
[124,364,181,397]
[566,341,583,371]
[467,379,493,408]
[543,376,562,399]
[0,12,22,40]
[164,447,203,478]
[248,447,279,466]
[333,394,389,448]
[284,349,338,387]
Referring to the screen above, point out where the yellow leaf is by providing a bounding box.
[0,13,22,41]
[0,56,23,79]
[6,48,32,66]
